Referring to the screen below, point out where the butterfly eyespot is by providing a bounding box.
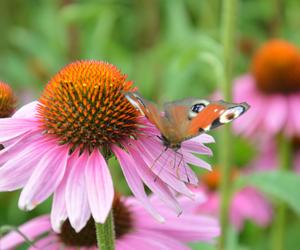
[219,106,245,124]
[191,103,206,113]
[188,100,210,119]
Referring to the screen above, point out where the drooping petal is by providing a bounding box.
[137,138,198,184]
[0,215,50,249]
[85,149,114,223]
[122,231,189,250]
[18,144,69,210]
[112,144,164,222]
[50,164,74,233]
[131,140,195,198]
[0,118,39,142]
[127,146,182,215]
[65,151,91,232]
[181,140,213,156]
[180,150,212,171]
[263,95,287,134]
[0,139,57,191]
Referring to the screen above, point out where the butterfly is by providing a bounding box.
[125,92,250,150]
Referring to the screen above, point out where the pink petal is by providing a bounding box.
[50,160,74,233]
[122,231,189,250]
[263,95,287,134]
[288,94,300,135]
[181,140,213,156]
[18,144,69,210]
[233,93,265,136]
[0,215,50,249]
[0,139,56,191]
[180,150,211,171]
[127,146,182,215]
[116,240,136,250]
[233,75,257,102]
[66,151,91,232]
[0,131,34,166]
[131,141,195,198]
[12,101,39,119]
[28,235,58,250]
[137,138,198,184]
[0,118,39,142]
[230,187,272,230]
[112,145,164,222]
[189,134,215,144]
[85,150,114,223]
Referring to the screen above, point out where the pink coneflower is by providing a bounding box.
[0,193,220,250]
[0,60,214,232]
[248,138,300,174]
[233,39,300,138]
[195,169,273,230]
[0,81,16,118]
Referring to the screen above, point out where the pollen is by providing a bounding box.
[37,60,138,152]
[0,82,16,118]
[251,39,300,94]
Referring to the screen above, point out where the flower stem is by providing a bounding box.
[218,0,237,248]
[271,135,291,250]
[95,210,115,250]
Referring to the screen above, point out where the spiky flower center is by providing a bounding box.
[59,194,133,247]
[37,60,138,153]
[251,39,300,94]
[0,82,15,118]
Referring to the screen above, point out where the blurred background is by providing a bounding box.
[0,0,300,249]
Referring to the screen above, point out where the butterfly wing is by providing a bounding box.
[124,92,169,135]
[164,98,249,141]
[163,98,204,142]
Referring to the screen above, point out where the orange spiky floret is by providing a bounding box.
[37,60,138,153]
[0,82,16,118]
[202,168,238,191]
[251,39,300,94]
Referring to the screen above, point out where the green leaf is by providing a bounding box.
[236,171,300,215]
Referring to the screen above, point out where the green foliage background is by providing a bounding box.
[0,0,300,249]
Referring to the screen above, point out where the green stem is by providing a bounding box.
[271,135,291,250]
[218,0,237,249]
[95,210,115,250]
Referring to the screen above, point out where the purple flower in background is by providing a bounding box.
[232,40,300,138]
[194,168,273,231]
[0,194,220,250]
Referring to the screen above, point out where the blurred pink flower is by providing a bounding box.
[195,169,273,231]
[0,194,220,250]
[232,40,300,138]
[233,75,300,138]
[248,138,300,174]
[0,60,214,232]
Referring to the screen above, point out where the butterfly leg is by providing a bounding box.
[176,150,190,184]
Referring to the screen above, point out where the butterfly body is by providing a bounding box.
[125,92,249,150]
